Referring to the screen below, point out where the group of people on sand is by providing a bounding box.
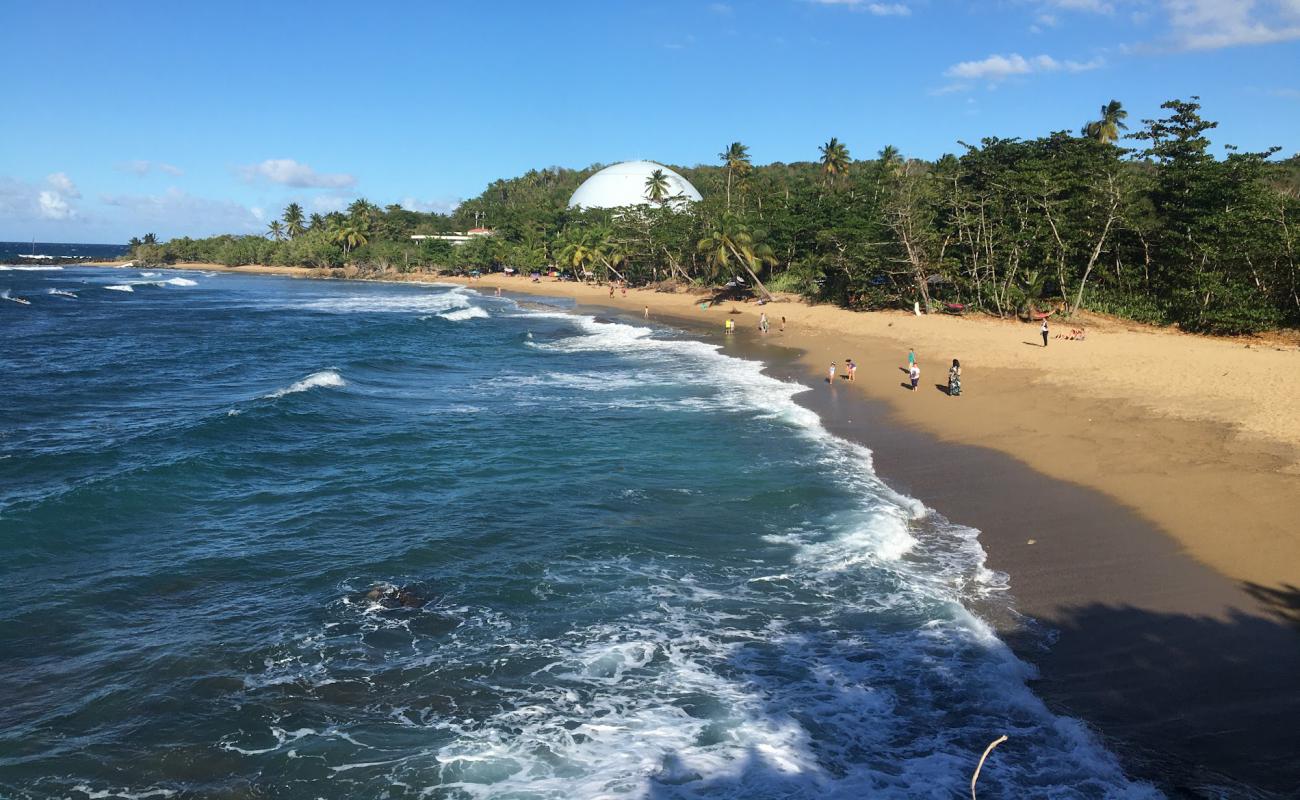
[827,347,962,397]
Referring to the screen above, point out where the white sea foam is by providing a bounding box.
[296,286,472,314]
[437,306,489,322]
[139,271,159,277]
[0,265,63,271]
[165,277,197,286]
[104,284,134,292]
[48,288,78,298]
[264,370,346,399]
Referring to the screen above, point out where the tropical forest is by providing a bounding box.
[129,98,1300,334]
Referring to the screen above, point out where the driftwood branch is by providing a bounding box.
[971,734,1008,800]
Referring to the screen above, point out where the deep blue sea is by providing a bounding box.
[0,267,1159,798]
[0,241,127,263]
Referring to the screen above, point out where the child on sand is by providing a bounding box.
[1041,319,1049,347]
[909,363,920,392]
[724,318,735,335]
[907,348,916,369]
[948,359,961,396]
[828,362,836,383]
[846,359,856,381]
[759,312,769,334]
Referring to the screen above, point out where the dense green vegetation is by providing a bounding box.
[131,98,1300,333]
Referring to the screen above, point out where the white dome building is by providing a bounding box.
[568,160,702,210]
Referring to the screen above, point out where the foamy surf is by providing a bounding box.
[438,306,489,321]
[0,265,63,271]
[104,284,134,292]
[48,289,78,298]
[165,277,197,286]
[264,370,346,399]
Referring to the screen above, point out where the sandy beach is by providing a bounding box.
[150,262,1300,792]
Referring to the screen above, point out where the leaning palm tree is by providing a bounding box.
[267,220,286,241]
[697,214,777,300]
[282,203,306,238]
[718,141,751,212]
[328,220,368,258]
[819,137,852,187]
[1082,100,1128,144]
[645,169,671,204]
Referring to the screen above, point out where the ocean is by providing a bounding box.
[0,241,127,264]
[0,267,1159,798]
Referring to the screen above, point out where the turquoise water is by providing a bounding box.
[0,267,1158,798]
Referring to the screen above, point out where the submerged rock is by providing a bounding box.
[362,582,426,609]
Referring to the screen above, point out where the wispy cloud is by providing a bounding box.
[1160,0,1300,50]
[804,0,912,15]
[237,158,356,189]
[400,197,460,214]
[117,160,184,177]
[708,2,733,14]
[100,188,263,235]
[944,52,1103,81]
[0,173,82,221]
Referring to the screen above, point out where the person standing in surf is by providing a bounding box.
[828,362,836,383]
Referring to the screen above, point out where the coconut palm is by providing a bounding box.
[347,198,379,225]
[645,169,671,204]
[1082,100,1128,144]
[142,233,158,245]
[697,214,777,299]
[719,141,751,211]
[878,145,903,173]
[308,213,325,230]
[282,203,306,238]
[328,220,368,258]
[267,220,286,241]
[819,137,852,187]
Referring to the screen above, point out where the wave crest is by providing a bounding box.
[265,370,346,399]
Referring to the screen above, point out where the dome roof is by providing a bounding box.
[568,161,702,210]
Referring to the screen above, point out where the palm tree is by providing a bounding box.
[697,214,777,299]
[878,145,903,175]
[1082,100,1128,144]
[267,220,286,241]
[347,198,379,225]
[819,137,852,188]
[282,203,306,238]
[645,169,671,204]
[308,213,325,230]
[142,233,158,245]
[719,141,751,211]
[328,220,368,258]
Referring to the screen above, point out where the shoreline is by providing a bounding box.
[116,262,1300,791]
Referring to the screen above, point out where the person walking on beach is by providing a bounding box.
[644,305,649,319]
[759,312,769,334]
[909,362,920,392]
[828,362,837,383]
[780,316,786,332]
[1041,318,1049,347]
[724,318,735,335]
[907,348,916,370]
[948,358,962,396]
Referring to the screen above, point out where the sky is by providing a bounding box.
[3,0,1298,243]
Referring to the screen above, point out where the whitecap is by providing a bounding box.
[165,277,197,287]
[0,265,63,271]
[264,370,346,399]
[437,306,489,322]
[48,288,78,298]
[104,284,134,292]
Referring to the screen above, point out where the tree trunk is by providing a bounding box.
[725,243,772,300]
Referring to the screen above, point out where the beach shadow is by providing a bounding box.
[899,382,914,392]
[1001,602,1300,795]
[934,383,951,396]
[1022,341,1044,347]
[898,366,910,374]
[1241,582,1300,630]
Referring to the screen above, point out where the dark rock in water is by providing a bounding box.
[362,582,427,609]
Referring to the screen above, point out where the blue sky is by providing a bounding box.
[3,0,1298,242]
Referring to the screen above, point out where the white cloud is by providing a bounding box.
[944,52,1103,82]
[708,2,733,13]
[1162,0,1300,49]
[308,193,353,214]
[100,188,263,236]
[118,160,184,177]
[804,0,912,14]
[238,158,356,189]
[400,197,459,214]
[38,191,73,219]
[0,173,81,222]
